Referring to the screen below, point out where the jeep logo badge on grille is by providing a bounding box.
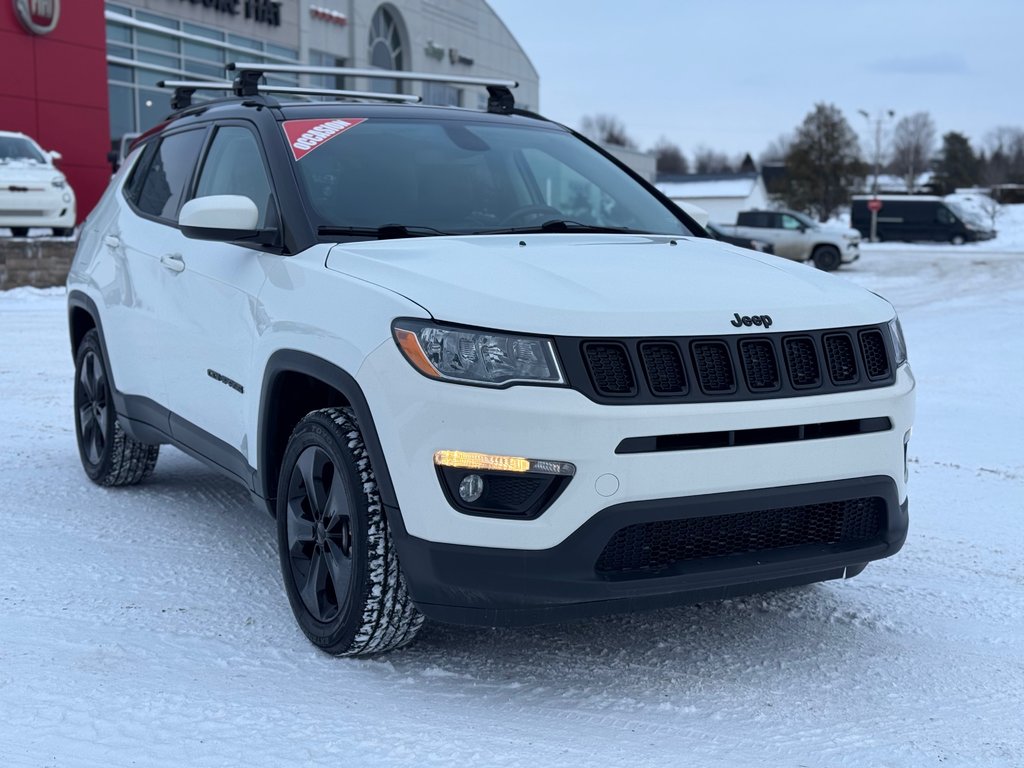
[731,313,773,329]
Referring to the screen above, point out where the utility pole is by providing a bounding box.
[858,108,895,242]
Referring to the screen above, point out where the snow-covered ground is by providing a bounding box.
[1,249,1022,767]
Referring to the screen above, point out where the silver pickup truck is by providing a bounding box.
[714,209,861,270]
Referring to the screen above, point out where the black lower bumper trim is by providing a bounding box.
[387,476,907,627]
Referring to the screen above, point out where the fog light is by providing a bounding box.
[459,473,484,503]
[434,451,575,519]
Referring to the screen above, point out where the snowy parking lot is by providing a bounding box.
[1,244,1022,767]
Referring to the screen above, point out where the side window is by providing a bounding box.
[193,126,275,228]
[123,141,157,205]
[134,130,206,221]
[936,206,954,225]
[745,212,770,228]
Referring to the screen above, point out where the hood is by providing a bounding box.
[818,223,861,240]
[325,234,893,337]
[0,160,61,186]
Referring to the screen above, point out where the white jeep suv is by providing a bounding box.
[67,80,914,656]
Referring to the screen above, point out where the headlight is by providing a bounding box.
[393,319,566,387]
[51,176,66,189]
[887,316,907,366]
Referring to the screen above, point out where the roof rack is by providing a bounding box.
[226,62,518,114]
[157,79,422,110]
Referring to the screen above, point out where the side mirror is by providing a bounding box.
[798,224,807,232]
[48,150,62,163]
[179,195,260,240]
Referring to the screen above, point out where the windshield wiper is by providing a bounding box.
[473,220,642,235]
[318,224,453,240]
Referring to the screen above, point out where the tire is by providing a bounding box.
[951,235,965,246]
[812,245,842,271]
[10,227,28,237]
[277,407,423,656]
[74,329,160,486]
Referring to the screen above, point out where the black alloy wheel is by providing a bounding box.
[276,408,423,656]
[77,346,111,467]
[284,445,357,624]
[73,329,159,486]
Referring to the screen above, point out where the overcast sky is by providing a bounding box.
[486,0,1022,162]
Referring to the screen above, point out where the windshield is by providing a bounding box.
[0,136,47,164]
[290,118,692,237]
[786,210,818,228]
[946,201,987,229]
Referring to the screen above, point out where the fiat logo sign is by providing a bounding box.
[14,0,60,35]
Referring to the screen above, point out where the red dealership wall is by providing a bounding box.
[0,0,109,223]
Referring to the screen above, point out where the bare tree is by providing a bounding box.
[693,145,733,174]
[890,112,936,192]
[759,132,793,164]
[652,137,689,175]
[580,114,636,148]
[983,126,1024,185]
[977,194,1004,231]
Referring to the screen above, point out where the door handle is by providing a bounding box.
[160,253,186,273]
[104,235,120,249]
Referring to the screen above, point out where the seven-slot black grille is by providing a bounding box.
[859,329,890,380]
[640,342,688,395]
[558,323,896,404]
[824,333,858,383]
[595,497,886,575]
[691,341,735,394]
[784,336,821,388]
[739,339,780,391]
[583,342,635,396]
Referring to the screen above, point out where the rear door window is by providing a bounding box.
[133,129,207,222]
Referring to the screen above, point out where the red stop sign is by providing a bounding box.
[867,199,883,212]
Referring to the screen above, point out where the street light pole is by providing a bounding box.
[858,108,895,242]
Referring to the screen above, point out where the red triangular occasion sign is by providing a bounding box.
[282,118,366,160]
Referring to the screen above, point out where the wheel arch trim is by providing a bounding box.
[258,350,400,512]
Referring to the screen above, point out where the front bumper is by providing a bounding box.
[842,241,861,263]
[391,476,907,626]
[0,188,76,228]
[359,340,915,551]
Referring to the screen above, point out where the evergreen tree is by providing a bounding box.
[782,103,863,221]
[933,132,980,193]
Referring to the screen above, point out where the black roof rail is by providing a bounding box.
[226,62,518,114]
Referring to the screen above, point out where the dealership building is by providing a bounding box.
[1,0,539,220]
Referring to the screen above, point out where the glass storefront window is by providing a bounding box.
[107,63,133,83]
[184,41,224,63]
[107,23,131,43]
[138,29,180,54]
[228,34,263,51]
[183,23,224,41]
[109,84,135,140]
[105,3,131,15]
[136,11,178,29]
[138,50,179,70]
[107,43,132,59]
[136,89,165,134]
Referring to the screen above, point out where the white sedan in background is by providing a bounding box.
[0,130,76,237]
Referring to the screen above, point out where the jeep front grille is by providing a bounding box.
[558,323,896,404]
